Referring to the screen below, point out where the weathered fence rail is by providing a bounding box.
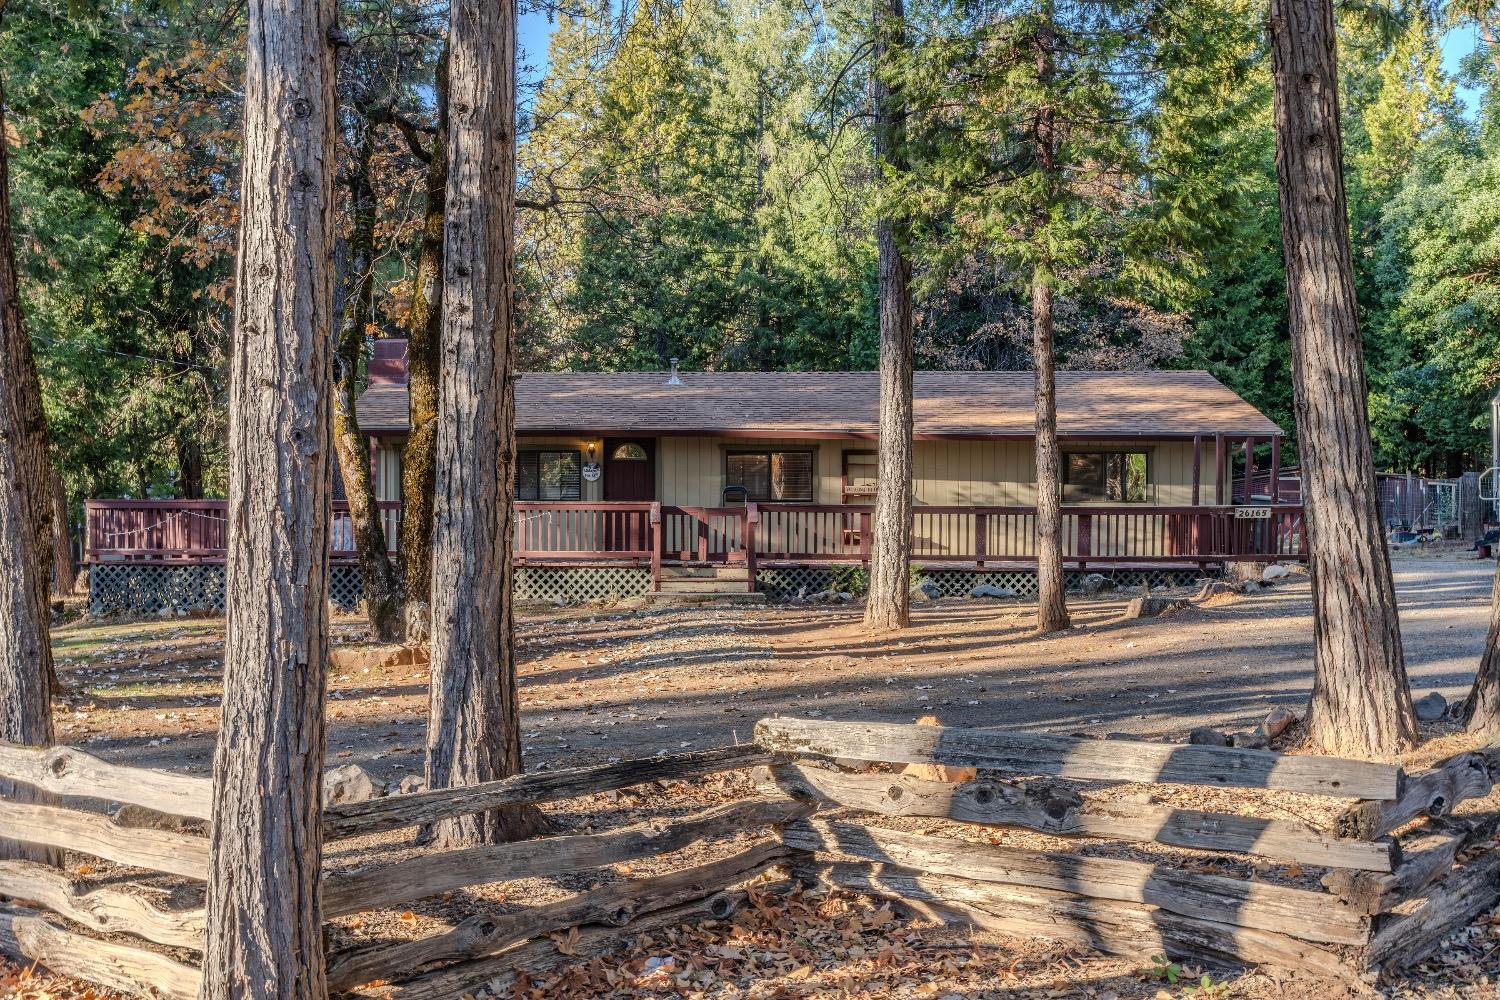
[0,738,795,1000]
[757,718,1500,982]
[0,724,1495,996]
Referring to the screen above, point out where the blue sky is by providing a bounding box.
[518,13,1488,115]
[1443,23,1487,116]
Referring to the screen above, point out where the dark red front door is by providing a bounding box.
[604,439,655,501]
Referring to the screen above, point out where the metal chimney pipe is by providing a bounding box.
[665,358,683,387]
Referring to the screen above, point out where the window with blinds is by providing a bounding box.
[516,450,582,500]
[726,450,814,502]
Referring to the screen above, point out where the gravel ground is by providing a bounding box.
[53,553,1496,784]
[25,552,1500,1000]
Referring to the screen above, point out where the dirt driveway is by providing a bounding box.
[51,554,1495,786]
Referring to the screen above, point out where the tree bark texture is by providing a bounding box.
[50,471,74,597]
[863,0,913,633]
[398,50,448,643]
[1031,274,1070,633]
[199,0,336,995]
[1030,3,1069,635]
[0,46,60,864]
[1270,0,1415,758]
[334,129,401,642]
[425,0,545,849]
[1460,557,1500,734]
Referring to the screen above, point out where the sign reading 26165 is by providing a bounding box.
[1234,506,1272,519]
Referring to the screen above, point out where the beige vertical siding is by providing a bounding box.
[373,437,405,502]
[384,434,1222,512]
[651,436,1215,510]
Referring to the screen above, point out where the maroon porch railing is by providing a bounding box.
[87,499,1306,590]
[750,504,1306,567]
[86,498,401,564]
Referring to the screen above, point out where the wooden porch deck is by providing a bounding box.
[86,499,1307,593]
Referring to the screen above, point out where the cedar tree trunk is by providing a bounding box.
[1031,2,1069,634]
[51,470,74,597]
[1031,272,1070,633]
[1460,558,1500,733]
[0,48,60,863]
[863,0,913,632]
[1270,0,1416,758]
[425,0,546,848]
[199,0,336,994]
[399,50,448,643]
[334,128,401,641]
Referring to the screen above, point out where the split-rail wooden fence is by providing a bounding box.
[0,718,1496,997]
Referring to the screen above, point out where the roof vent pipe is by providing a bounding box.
[665,358,683,387]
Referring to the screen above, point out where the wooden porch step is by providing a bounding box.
[642,591,767,606]
[658,579,752,593]
[660,565,749,580]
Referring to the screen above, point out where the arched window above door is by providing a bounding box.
[611,442,649,461]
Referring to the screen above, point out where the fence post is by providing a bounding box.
[1077,513,1092,568]
[859,510,872,566]
[650,502,662,592]
[974,511,987,568]
[743,503,759,592]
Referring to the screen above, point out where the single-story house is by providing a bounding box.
[356,340,1284,511]
[83,339,1302,609]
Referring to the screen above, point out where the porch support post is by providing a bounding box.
[1214,434,1226,505]
[974,510,987,568]
[1191,435,1202,506]
[1243,437,1255,502]
[742,502,758,593]
[1270,435,1282,504]
[649,501,662,592]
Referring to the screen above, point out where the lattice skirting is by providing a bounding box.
[89,564,366,617]
[91,563,1205,615]
[328,566,365,612]
[514,566,652,604]
[757,567,1204,601]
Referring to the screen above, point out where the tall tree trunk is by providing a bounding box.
[199,0,336,993]
[863,0,913,633]
[334,128,401,642]
[1031,273,1070,633]
[51,470,74,597]
[399,50,448,643]
[1270,0,1416,758]
[0,38,60,863]
[177,436,204,499]
[1460,559,1500,734]
[1031,1,1069,635]
[425,0,546,849]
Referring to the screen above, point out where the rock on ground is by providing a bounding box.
[1262,706,1297,739]
[1123,595,1189,619]
[912,580,943,600]
[1188,726,1231,747]
[329,643,429,674]
[1414,691,1449,722]
[324,763,383,805]
[969,584,1016,599]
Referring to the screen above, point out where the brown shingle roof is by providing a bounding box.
[357,370,1281,438]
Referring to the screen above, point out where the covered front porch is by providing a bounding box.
[85,498,1307,596]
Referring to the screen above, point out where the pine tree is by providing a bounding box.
[0,0,60,862]
[425,0,548,847]
[1270,0,1417,758]
[900,0,1262,631]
